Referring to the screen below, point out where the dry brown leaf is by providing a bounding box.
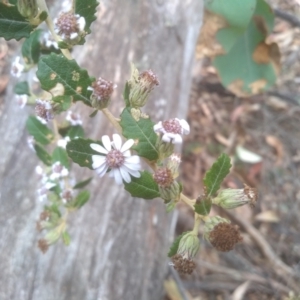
[255,210,280,223]
[164,278,193,300]
[265,135,284,165]
[228,79,250,97]
[249,79,268,94]
[196,10,227,59]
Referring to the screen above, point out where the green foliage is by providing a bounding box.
[203,153,231,198]
[67,125,85,139]
[120,108,159,161]
[21,29,41,64]
[66,138,102,169]
[33,144,52,166]
[73,177,93,189]
[52,95,72,113]
[62,231,71,246]
[14,81,30,95]
[206,0,256,52]
[123,81,130,107]
[36,53,94,106]
[124,171,160,199]
[71,190,90,208]
[194,197,212,216]
[0,2,36,40]
[204,0,278,96]
[168,232,189,257]
[75,0,99,41]
[26,116,55,145]
[52,147,70,169]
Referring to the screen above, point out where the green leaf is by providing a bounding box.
[52,95,72,113]
[203,153,231,198]
[89,110,98,118]
[14,81,30,95]
[72,190,90,208]
[75,0,98,36]
[34,144,52,166]
[21,29,41,64]
[26,116,55,145]
[62,231,71,246]
[168,232,189,257]
[67,125,85,139]
[0,2,36,40]
[124,171,160,199]
[73,177,93,189]
[36,53,93,106]
[194,197,212,216]
[213,0,278,95]
[123,81,130,107]
[206,0,256,52]
[52,147,70,169]
[120,108,159,161]
[66,138,102,169]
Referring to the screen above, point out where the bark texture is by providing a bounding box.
[0,1,203,299]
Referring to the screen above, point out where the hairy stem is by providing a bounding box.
[102,108,123,133]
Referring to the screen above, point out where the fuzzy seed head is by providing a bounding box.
[139,69,159,90]
[38,239,49,253]
[153,167,174,188]
[35,99,53,122]
[171,254,196,274]
[208,222,243,252]
[92,77,114,101]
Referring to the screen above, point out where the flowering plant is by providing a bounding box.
[1,0,257,273]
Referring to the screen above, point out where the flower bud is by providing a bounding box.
[17,0,38,19]
[89,77,115,109]
[128,64,159,108]
[159,181,181,203]
[212,184,257,209]
[171,232,200,274]
[167,154,181,179]
[204,216,243,252]
[35,99,53,123]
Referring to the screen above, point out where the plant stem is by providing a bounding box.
[180,193,195,210]
[192,214,201,235]
[37,0,72,60]
[102,108,123,133]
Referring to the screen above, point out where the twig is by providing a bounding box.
[268,91,299,106]
[274,8,300,28]
[224,211,300,292]
[167,265,190,300]
[197,260,291,294]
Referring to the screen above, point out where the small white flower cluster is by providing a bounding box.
[16,94,28,108]
[66,111,82,126]
[54,12,85,42]
[154,118,190,144]
[11,56,25,78]
[90,134,142,185]
[41,31,59,49]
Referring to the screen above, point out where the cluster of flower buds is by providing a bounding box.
[89,77,116,110]
[212,184,257,209]
[204,216,243,252]
[11,56,25,78]
[171,232,200,274]
[128,64,159,108]
[35,99,53,123]
[54,12,86,44]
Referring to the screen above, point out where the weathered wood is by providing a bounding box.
[0,1,203,299]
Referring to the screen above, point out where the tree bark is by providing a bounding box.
[0,1,203,299]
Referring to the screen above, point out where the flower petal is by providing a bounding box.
[95,164,109,177]
[112,168,123,184]
[179,119,190,134]
[124,155,141,166]
[90,143,108,154]
[120,167,131,183]
[121,139,134,152]
[172,134,183,144]
[112,134,122,150]
[102,135,111,151]
[122,167,141,178]
[153,122,163,132]
[92,155,106,169]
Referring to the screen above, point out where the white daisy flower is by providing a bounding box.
[90,134,142,185]
[11,56,24,78]
[154,118,190,144]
